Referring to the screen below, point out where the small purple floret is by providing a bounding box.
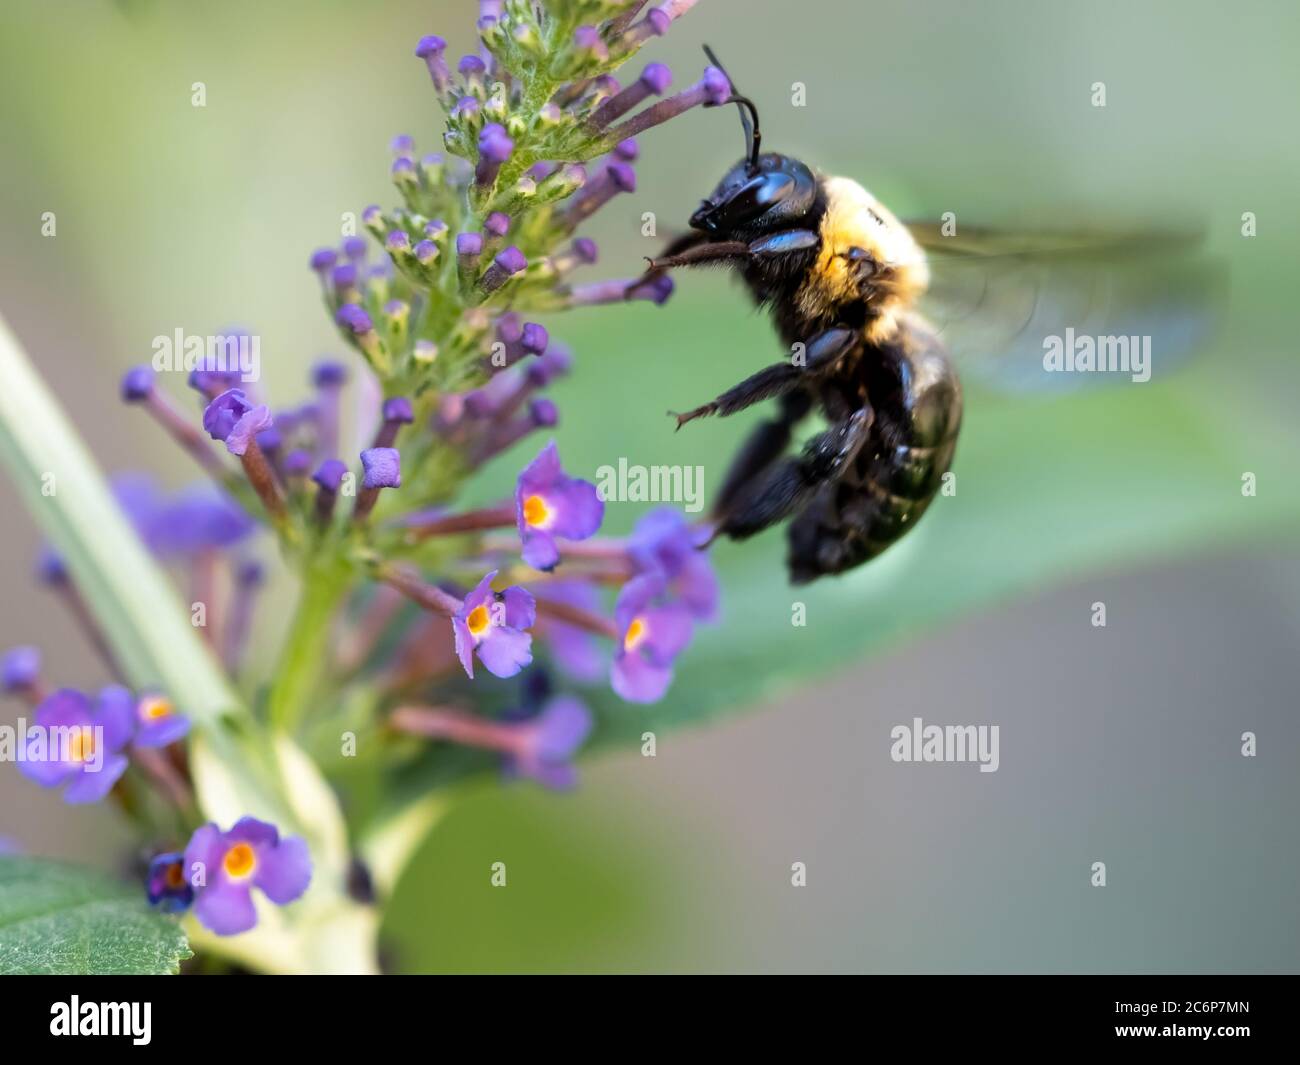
[478,123,514,164]
[336,304,374,335]
[383,397,414,424]
[120,366,154,402]
[202,389,273,457]
[521,323,549,356]
[415,35,447,58]
[641,62,672,94]
[360,447,401,489]
[495,246,526,275]
[312,459,347,491]
[702,66,731,105]
[147,851,194,913]
[1,645,40,693]
[312,360,347,388]
[18,688,132,804]
[514,440,604,571]
[183,817,312,936]
[451,570,535,680]
[530,397,559,427]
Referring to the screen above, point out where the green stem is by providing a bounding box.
[267,556,355,733]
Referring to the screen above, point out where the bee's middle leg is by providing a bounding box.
[671,327,856,429]
[720,407,874,541]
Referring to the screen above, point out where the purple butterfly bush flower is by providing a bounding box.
[202,389,274,456]
[604,65,730,140]
[611,574,695,704]
[161,485,255,553]
[415,34,450,94]
[36,545,68,585]
[120,365,155,402]
[129,689,191,748]
[113,473,255,559]
[479,245,527,294]
[1,645,41,694]
[533,580,607,682]
[475,122,514,187]
[184,817,312,936]
[8,0,734,927]
[18,688,133,804]
[361,446,402,489]
[147,851,194,914]
[501,694,593,790]
[452,571,536,679]
[309,246,338,275]
[187,354,245,399]
[283,448,313,477]
[628,507,719,621]
[514,441,604,571]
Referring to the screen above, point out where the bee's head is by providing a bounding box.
[688,46,818,239]
[690,152,819,239]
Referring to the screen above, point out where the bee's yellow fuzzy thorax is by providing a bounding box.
[798,177,929,343]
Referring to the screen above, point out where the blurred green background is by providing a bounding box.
[1,0,1297,972]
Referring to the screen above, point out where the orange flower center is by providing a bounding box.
[466,604,492,637]
[522,494,550,527]
[67,728,96,763]
[165,862,186,890]
[624,616,648,652]
[223,842,257,880]
[140,695,173,720]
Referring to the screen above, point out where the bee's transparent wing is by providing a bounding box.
[903,221,1223,393]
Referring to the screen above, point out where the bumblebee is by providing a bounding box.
[635,52,958,584]
[637,49,1210,584]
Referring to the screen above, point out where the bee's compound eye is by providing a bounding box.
[689,199,719,231]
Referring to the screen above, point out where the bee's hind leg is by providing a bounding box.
[720,407,874,541]
[712,390,811,517]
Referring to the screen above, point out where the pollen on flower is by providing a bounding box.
[223,842,257,880]
[67,728,96,764]
[466,603,492,637]
[165,862,187,890]
[624,616,648,652]
[139,695,173,721]
[522,493,551,528]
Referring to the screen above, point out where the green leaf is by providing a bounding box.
[0,857,191,975]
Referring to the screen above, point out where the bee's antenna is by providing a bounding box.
[703,44,762,171]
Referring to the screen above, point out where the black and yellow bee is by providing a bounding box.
[637,48,1212,584]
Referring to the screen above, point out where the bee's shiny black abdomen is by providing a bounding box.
[786,318,962,583]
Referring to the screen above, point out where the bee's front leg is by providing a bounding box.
[632,229,821,290]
